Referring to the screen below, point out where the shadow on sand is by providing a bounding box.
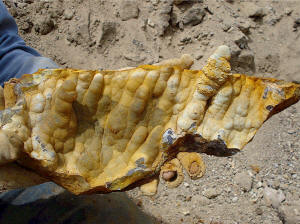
[0,182,161,224]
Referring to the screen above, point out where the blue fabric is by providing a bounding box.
[0,0,58,86]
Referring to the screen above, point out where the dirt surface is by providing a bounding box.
[4,0,300,223]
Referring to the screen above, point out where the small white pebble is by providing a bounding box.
[184,182,190,188]
[182,210,190,216]
[232,196,238,203]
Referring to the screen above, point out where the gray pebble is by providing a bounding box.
[279,201,300,224]
[232,196,238,203]
[194,195,211,206]
[183,182,190,188]
[284,8,293,16]
[255,207,263,215]
[119,1,139,21]
[182,209,190,216]
[35,17,55,35]
[234,171,253,192]
[233,31,248,49]
[203,188,220,199]
[263,186,285,208]
[17,3,28,8]
[237,20,252,34]
[222,22,231,32]
[245,3,266,19]
[64,9,74,20]
[182,7,206,26]
[294,18,300,28]
[256,181,263,189]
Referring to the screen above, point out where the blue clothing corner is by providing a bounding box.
[0,0,58,86]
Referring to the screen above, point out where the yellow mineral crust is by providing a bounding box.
[177,152,205,180]
[160,158,184,188]
[0,46,299,194]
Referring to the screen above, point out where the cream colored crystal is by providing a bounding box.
[0,45,299,194]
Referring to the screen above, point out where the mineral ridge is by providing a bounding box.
[0,46,299,194]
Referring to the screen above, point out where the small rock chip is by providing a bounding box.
[249,8,265,19]
[222,22,231,32]
[293,18,300,29]
[140,179,158,196]
[232,196,238,203]
[147,19,155,28]
[64,9,74,20]
[233,30,248,49]
[183,182,190,188]
[19,3,29,8]
[156,0,173,36]
[244,2,266,19]
[250,164,260,174]
[186,195,192,201]
[124,53,146,63]
[50,8,64,18]
[234,171,253,192]
[20,21,32,33]
[195,195,211,206]
[255,207,263,215]
[182,209,190,216]
[35,17,55,35]
[203,188,220,199]
[256,181,263,189]
[263,186,285,209]
[183,7,206,26]
[237,20,252,34]
[119,1,139,21]
[279,201,300,224]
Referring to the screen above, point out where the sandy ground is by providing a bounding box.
[4,0,300,223]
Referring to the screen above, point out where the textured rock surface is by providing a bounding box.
[3,0,300,222]
[0,46,299,194]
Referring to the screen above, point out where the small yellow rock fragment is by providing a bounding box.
[140,178,158,196]
[177,152,206,180]
[160,158,184,188]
